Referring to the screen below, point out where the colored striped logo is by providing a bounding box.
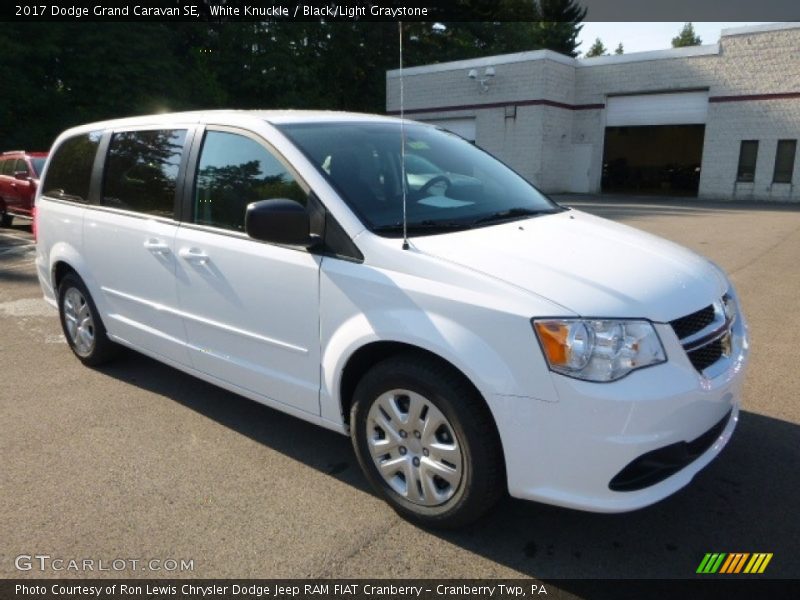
[697,553,773,574]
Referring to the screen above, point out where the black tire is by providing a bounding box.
[351,354,505,529]
[57,273,120,366]
[0,210,12,227]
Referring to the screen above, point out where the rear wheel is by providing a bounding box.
[351,355,504,528]
[58,273,119,366]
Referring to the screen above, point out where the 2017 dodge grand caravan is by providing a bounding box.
[36,111,749,527]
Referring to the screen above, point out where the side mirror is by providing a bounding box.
[14,171,30,181]
[245,198,312,246]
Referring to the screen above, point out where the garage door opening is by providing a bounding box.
[602,125,705,195]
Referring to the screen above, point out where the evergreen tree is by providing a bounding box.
[0,11,591,149]
[672,23,702,47]
[615,43,624,55]
[536,0,587,57]
[585,38,608,58]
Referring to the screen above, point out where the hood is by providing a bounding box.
[411,209,728,322]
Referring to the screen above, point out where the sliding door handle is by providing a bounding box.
[178,247,209,265]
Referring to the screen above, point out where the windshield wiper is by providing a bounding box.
[471,207,547,226]
[371,219,473,234]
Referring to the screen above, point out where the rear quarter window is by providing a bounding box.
[42,132,103,203]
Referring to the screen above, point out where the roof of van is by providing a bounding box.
[58,110,404,136]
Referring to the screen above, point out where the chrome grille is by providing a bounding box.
[686,338,724,371]
[670,295,735,375]
[670,305,715,340]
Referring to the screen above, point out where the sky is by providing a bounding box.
[577,22,771,55]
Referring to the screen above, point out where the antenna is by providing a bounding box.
[399,21,409,250]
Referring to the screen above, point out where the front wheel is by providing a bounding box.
[351,355,504,528]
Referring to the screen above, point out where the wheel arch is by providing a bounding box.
[339,342,506,472]
[47,243,96,297]
[344,341,509,524]
[52,260,78,292]
[340,341,441,426]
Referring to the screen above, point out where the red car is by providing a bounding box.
[0,150,47,227]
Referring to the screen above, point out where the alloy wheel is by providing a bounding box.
[63,287,95,357]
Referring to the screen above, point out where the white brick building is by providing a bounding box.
[386,23,800,201]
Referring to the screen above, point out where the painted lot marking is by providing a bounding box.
[0,297,53,318]
[0,230,33,241]
[0,243,35,255]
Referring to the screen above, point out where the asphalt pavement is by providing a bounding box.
[1,198,799,586]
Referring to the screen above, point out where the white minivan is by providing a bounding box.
[36,111,748,527]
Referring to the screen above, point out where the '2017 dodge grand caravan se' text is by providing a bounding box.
[36,111,748,528]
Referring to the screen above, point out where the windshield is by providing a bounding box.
[30,158,46,177]
[278,121,561,235]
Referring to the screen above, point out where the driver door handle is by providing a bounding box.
[144,239,171,254]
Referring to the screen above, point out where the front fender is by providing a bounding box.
[320,308,523,425]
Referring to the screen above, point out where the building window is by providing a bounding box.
[773,140,797,184]
[736,140,758,183]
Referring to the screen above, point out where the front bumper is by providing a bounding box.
[490,314,749,513]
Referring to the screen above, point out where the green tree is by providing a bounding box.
[0,24,63,150]
[534,0,587,57]
[399,1,586,63]
[0,23,194,150]
[585,38,608,58]
[671,23,702,48]
[0,12,591,149]
[615,43,624,55]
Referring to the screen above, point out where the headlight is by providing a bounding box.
[532,319,666,382]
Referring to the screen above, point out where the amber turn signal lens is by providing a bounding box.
[534,321,570,366]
